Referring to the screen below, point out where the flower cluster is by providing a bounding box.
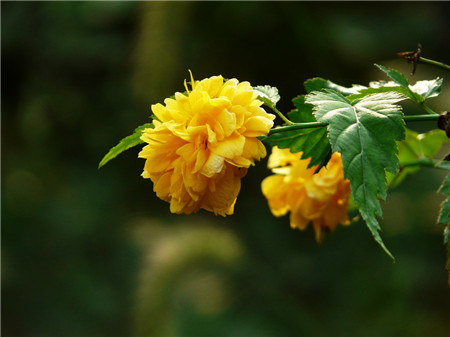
[261,147,351,242]
[139,73,275,216]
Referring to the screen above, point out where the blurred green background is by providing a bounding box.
[2,2,450,336]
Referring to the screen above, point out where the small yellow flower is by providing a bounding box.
[139,72,275,216]
[261,147,351,242]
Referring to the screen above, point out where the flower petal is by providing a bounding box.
[261,148,351,241]
[200,152,224,178]
[244,116,274,137]
[141,73,274,216]
[210,134,245,159]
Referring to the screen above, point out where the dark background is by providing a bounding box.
[2,2,450,336]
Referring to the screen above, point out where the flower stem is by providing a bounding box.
[404,114,440,122]
[419,57,450,72]
[403,158,450,171]
[267,121,326,135]
[420,103,438,115]
[401,158,441,169]
[269,105,294,125]
[266,114,440,136]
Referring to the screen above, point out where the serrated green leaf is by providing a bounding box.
[435,160,450,171]
[262,95,331,168]
[98,123,153,169]
[290,95,316,122]
[306,90,406,260]
[254,85,280,108]
[368,80,398,88]
[347,86,412,103]
[444,224,450,287]
[437,175,450,285]
[408,78,443,99]
[438,175,450,203]
[375,64,410,88]
[387,129,449,188]
[402,129,448,159]
[373,64,427,103]
[347,78,443,104]
[444,224,450,243]
[304,77,366,96]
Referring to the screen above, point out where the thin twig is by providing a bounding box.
[419,57,450,72]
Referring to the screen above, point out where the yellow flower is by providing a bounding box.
[261,147,351,242]
[139,72,275,216]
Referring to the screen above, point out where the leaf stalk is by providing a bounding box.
[419,57,450,72]
[420,103,438,115]
[266,114,440,136]
[267,105,294,125]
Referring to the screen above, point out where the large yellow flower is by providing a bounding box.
[261,147,351,242]
[139,73,275,216]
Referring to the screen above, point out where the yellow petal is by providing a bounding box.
[210,134,245,159]
[216,109,237,138]
[234,81,253,100]
[267,147,301,169]
[244,116,274,137]
[261,175,290,217]
[289,210,309,230]
[153,171,172,200]
[243,138,267,162]
[193,148,208,173]
[201,164,244,216]
[199,75,224,98]
[151,103,172,122]
[176,143,195,160]
[200,152,225,177]
[220,80,238,99]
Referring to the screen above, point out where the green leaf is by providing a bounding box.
[262,95,331,168]
[309,70,442,105]
[372,64,437,103]
[304,77,366,96]
[399,129,448,160]
[306,90,406,259]
[435,160,450,171]
[375,64,410,88]
[437,175,450,286]
[290,95,316,122]
[438,175,450,228]
[408,78,443,99]
[387,129,449,188]
[347,86,413,103]
[254,85,280,108]
[444,224,450,287]
[438,176,450,221]
[98,123,153,169]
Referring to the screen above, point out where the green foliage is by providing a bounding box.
[409,78,443,99]
[438,175,450,225]
[254,85,281,109]
[306,90,406,259]
[388,129,449,188]
[373,64,443,103]
[347,86,412,103]
[445,224,450,287]
[303,77,366,96]
[375,64,410,88]
[437,175,450,285]
[262,95,331,168]
[436,160,450,171]
[347,65,443,103]
[264,67,443,171]
[98,123,153,169]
